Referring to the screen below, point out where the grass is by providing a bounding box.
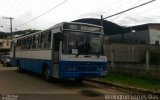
[93,72,160,92]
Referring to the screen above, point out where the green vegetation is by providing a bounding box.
[94,72,160,92]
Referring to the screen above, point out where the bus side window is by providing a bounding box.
[32,35,39,49]
[41,33,45,48]
[38,34,41,48]
[41,31,51,49]
[26,36,32,49]
[32,35,36,49]
[21,38,26,50]
[35,34,39,48]
[39,33,42,48]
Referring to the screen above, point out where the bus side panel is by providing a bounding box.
[13,50,53,76]
[18,58,53,75]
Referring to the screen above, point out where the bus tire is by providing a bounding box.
[75,78,84,83]
[43,65,52,82]
[17,62,23,73]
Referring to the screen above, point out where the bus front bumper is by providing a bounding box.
[60,71,107,78]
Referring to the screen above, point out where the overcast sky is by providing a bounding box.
[0,0,160,32]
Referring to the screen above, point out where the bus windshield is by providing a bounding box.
[63,31,104,55]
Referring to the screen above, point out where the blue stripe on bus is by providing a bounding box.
[10,57,107,79]
[10,57,53,76]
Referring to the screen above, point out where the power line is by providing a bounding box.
[103,0,156,19]
[92,0,126,17]
[129,2,160,16]
[15,0,68,29]
[111,0,143,21]
[102,0,132,14]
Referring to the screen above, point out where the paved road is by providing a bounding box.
[0,64,131,100]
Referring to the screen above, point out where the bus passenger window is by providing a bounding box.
[21,38,26,50]
[40,31,51,49]
[32,35,39,49]
[32,36,36,49]
[26,37,32,49]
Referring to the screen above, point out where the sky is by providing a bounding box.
[0,0,160,32]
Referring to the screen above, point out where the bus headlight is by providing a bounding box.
[96,67,103,71]
[66,67,76,71]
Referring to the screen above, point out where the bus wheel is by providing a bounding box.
[75,78,84,83]
[17,62,23,73]
[43,66,51,82]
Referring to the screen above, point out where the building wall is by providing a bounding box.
[108,24,160,45]
[149,28,160,44]
[0,37,11,54]
[2,38,11,48]
[108,30,149,44]
[124,30,149,44]
[108,34,122,43]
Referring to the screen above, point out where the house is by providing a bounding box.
[109,23,160,45]
[0,33,11,55]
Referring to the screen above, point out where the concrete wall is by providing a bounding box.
[108,62,160,80]
[104,43,160,80]
[104,43,146,63]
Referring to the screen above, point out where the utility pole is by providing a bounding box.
[101,15,106,39]
[2,17,14,40]
[100,15,103,27]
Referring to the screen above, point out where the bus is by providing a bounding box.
[10,22,107,82]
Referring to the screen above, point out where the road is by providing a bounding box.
[0,64,137,100]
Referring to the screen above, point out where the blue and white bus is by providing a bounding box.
[10,22,107,82]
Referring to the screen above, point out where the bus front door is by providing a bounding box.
[53,33,60,78]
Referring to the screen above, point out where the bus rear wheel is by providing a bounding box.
[17,62,23,73]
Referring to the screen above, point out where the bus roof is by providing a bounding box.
[13,22,103,40]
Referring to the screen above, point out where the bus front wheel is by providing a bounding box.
[75,78,84,83]
[43,66,52,82]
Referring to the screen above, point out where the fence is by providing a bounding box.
[104,43,160,80]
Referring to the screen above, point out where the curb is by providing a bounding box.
[85,79,160,95]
